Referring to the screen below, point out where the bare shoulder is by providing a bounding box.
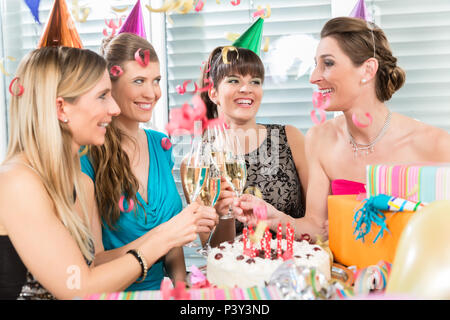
[80,172,95,195]
[284,124,305,146]
[305,117,341,150]
[406,117,450,161]
[0,163,51,223]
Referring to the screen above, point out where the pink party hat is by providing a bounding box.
[349,0,372,22]
[118,0,147,38]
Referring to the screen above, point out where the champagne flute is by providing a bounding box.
[181,139,210,247]
[223,131,247,217]
[196,151,222,256]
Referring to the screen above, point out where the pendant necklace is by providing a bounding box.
[348,110,392,157]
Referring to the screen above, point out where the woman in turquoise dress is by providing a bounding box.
[81,33,218,291]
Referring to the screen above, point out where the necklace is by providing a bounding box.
[348,110,392,157]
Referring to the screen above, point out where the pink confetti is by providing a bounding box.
[195,0,205,12]
[312,91,330,110]
[118,195,134,213]
[201,61,211,74]
[165,95,226,136]
[110,65,123,77]
[230,0,240,5]
[9,77,24,97]
[253,8,265,18]
[175,80,191,95]
[134,48,150,67]
[310,108,326,125]
[189,265,206,285]
[103,16,123,37]
[194,77,214,93]
[161,137,172,150]
[160,278,173,300]
[352,112,373,128]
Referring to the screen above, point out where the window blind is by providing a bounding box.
[369,0,450,132]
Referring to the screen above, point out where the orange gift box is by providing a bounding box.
[328,195,415,269]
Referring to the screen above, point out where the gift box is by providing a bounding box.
[328,195,415,269]
[366,164,450,203]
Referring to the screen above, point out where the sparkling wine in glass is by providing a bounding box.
[181,140,210,247]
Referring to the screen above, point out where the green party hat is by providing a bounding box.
[232,17,264,56]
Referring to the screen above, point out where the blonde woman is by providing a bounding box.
[0,47,213,300]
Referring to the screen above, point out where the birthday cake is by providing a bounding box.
[366,164,450,203]
[206,237,331,288]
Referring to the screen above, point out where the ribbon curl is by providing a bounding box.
[9,77,24,97]
[103,15,124,37]
[310,91,330,125]
[221,46,239,64]
[134,48,150,67]
[194,0,205,12]
[110,65,123,77]
[352,112,373,128]
[166,95,226,136]
[71,0,90,23]
[160,279,190,300]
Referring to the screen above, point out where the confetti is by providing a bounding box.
[256,4,271,19]
[0,56,16,76]
[103,15,124,37]
[111,5,129,13]
[221,46,239,64]
[352,112,373,128]
[110,65,123,77]
[134,48,150,67]
[263,37,270,52]
[118,195,134,213]
[71,0,90,23]
[9,77,24,97]
[194,0,205,12]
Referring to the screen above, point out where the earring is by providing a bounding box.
[63,118,69,123]
[361,79,367,84]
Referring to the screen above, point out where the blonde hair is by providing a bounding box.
[88,33,158,229]
[5,46,107,261]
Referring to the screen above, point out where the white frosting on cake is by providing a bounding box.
[207,238,331,288]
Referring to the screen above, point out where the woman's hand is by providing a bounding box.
[235,194,283,230]
[214,176,243,217]
[165,202,218,247]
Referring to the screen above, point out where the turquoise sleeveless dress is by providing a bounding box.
[81,129,183,291]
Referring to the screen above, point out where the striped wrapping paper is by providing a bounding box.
[366,164,450,203]
[84,285,283,300]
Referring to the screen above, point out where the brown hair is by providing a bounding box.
[88,33,158,229]
[200,46,265,119]
[321,17,405,102]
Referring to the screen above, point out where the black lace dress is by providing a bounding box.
[236,124,306,235]
[0,235,94,300]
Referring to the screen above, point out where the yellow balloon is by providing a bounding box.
[386,200,450,299]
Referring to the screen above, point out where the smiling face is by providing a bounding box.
[63,70,120,147]
[209,73,263,124]
[111,60,161,124]
[310,36,366,111]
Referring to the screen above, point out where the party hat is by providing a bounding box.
[118,0,147,38]
[37,0,83,48]
[232,17,264,56]
[349,0,372,22]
